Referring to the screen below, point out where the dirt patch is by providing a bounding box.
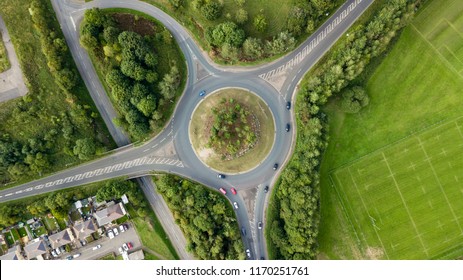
[365,246,384,260]
[112,13,159,36]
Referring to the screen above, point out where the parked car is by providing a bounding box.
[51,250,58,258]
[113,227,119,236]
[123,224,129,231]
[127,242,133,250]
[92,244,102,250]
[217,173,225,179]
[199,90,206,96]
[286,101,291,110]
[231,187,237,195]
[122,243,129,251]
[246,249,251,259]
[233,202,239,209]
[72,253,81,259]
[273,163,278,170]
[219,187,227,194]
[66,255,73,260]
[107,229,115,239]
[241,227,246,236]
[258,221,263,230]
[285,123,290,132]
[118,247,124,254]
[55,248,61,255]
[119,224,125,233]
[264,185,269,193]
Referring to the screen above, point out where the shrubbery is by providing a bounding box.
[156,175,245,260]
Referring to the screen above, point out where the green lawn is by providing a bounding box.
[17,227,27,238]
[0,33,10,72]
[43,216,58,232]
[10,228,20,241]
[318,0,463,259]
[4,231,14,246]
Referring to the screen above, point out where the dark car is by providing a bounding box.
[241,227,246,236]
[286,101,291,110]
[258,221,263,230]
[285,123,290,132]
[273,163,278,170]
[264,185,269,193]
[217,174,225,179]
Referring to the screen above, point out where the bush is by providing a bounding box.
[340,86,369,113]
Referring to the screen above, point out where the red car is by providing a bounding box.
[127,242,133,250]
[219,187,227,194]
[231,188,237,195]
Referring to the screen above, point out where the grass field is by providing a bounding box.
[331,117,463,259]
[190,88,275,173]
[318,0,463,259]
[0,33,10,73]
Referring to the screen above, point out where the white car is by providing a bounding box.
[55,248,61,255]
[233,202,239,209]
[118,247,124,254]
[246,249,251,258]
[113,227,119,236]
[72,253,81,259]
[51,250,58,258]
[92,244,102,250]
[122,243,129,251]
[119,224,125,233]
[108,231,115,239]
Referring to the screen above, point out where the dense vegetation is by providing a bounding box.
[0,33,10,73]
[268,0,423,259]
[144,0,342,64]
[0,0,114,187]
[155,175,245,260]
[80,8,184,141]
[208,98,257,159]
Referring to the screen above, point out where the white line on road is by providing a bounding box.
[143,149,150,152]
[5,193,12,197]
[152,144,158,148]
[160,138,166,143]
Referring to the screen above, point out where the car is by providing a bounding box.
[118,247,124,254]
[241,227,246,236]
[123,224,129,231]
[217,173,225,179]
[286,101,291,110]
[55,248,61,255]
[127,242,133,250]
[233,202,239,209]
[113,227,119,236]
[231,187,237,195]
[273,163,278,170]
[72,253,81,259]
[108,231,115,239]
[258,221,263,230]
[285,123,290,132]
[260,256,265,260]
[119,224,125,233]
[199,90,206,96]
[92,244,102,250]
[66,255,73,260]
[51,250,58,258]
[245,249,251,259]
[122,243,129,251]
[264,185,269,193]
[219,187,227,194]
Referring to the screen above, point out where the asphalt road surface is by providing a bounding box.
[0,0,374,259]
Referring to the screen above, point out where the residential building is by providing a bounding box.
[24,238,47,260]
[48,228,75,249]
[0,245,24,260]
[94,202,127,227]
[73,219,96,240]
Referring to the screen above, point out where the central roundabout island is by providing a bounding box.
[189,88,276,174]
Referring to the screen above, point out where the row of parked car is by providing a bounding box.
[107,224,128,239]
[118,242,133,254]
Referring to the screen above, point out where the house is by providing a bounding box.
[93,202,127,227]
[74,200,83,210]
[72,219,96,240]
[24,238,47,260]
[48,228,75,249]
[0,245,24,260]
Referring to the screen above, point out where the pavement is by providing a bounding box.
[0,0,374,260]
[0,15,27,103]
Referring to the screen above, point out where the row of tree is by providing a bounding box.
[269,0,422,259]
[30,0,78,91]
[156,175,245,260]
[80,8,182,140]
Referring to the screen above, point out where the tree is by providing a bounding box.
[201,1,223,21]
[235,9,248,24]
[340,86,369,113]
[103,26,120,45]
[159,66,180,100]
[206,22,246,48]
[168,0,184,10]
[286,6,307,36]
[242,37,264,59]
[253,14,267,32]
[73,138,96,160]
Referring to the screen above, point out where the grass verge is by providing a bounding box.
[0,33,10,72]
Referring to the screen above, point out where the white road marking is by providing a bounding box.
[5,193,12,197]
[143,149,150,152]
[152,144,158,148]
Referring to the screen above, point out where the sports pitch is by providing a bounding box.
[331,117,463,259]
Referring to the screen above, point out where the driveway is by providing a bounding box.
[60,224,142,260]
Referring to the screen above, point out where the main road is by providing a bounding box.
[0,0,374,259]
